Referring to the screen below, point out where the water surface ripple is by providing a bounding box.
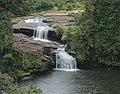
[19,69,120,94]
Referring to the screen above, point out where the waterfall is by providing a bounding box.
[25,16,78,71]
[25,16,53,42]
[33,26,51,41]
[55,45,77,70]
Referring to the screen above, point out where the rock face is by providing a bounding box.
[14,34,58,77]
[13,29,58,41]
[48,30,58,41]
[14,29,34,36]
[14,34,57,52]
[12,16,59,41]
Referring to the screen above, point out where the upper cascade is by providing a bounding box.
[33,26,53,42]
[33,26,48,39]
[25,16,53,42]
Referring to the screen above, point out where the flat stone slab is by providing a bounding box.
[14,34,57,52]
[13,20,34,30]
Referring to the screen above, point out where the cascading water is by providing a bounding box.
[33,26,53,42]
[33,26,48,39]
[25,16,52,42]
[55,45,77,71]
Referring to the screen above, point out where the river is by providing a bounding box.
[19,69,120,94]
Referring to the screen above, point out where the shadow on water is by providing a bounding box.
[19,69,120,94]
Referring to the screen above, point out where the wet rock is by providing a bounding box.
[48,30,58,41]
[13,29,34,36]
[68,51,76,56]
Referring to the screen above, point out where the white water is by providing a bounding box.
[55,45,77,71]
[33,26,53,42]
[54,68,79,72]
[25,19,42,23]
[25,17,44,23]
[25,17,53,42]
[34,38,51,42]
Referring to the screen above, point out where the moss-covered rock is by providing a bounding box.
[12,33,57,80]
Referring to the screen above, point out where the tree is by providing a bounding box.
[0,12,13,52]
[0,72,42,94]
[68,0,120,66]
[0,0,35,78]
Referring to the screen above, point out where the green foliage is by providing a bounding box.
[11,0,33,16]
[0,0,86,16]
[0,11,16,78]
[36,0,54,11]
[0,0,33,16]
[67,0,120,66]
[0,50,23,79]
[55,27,64,41]
[0,72,14,93]
[0,49,50,80]
[55,0,85,10]
[21,51,51,73]
[0,12,13,51]
[0,0,35,80]
[27,85,42,94]
[61,27,77,43]
[33,0,86,11]
[0,72,42,94]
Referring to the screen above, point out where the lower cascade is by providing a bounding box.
[55,45,77,70]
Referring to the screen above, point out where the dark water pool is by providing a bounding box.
[19,69,120,94]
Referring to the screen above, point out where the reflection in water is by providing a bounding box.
[19,69,120,94]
